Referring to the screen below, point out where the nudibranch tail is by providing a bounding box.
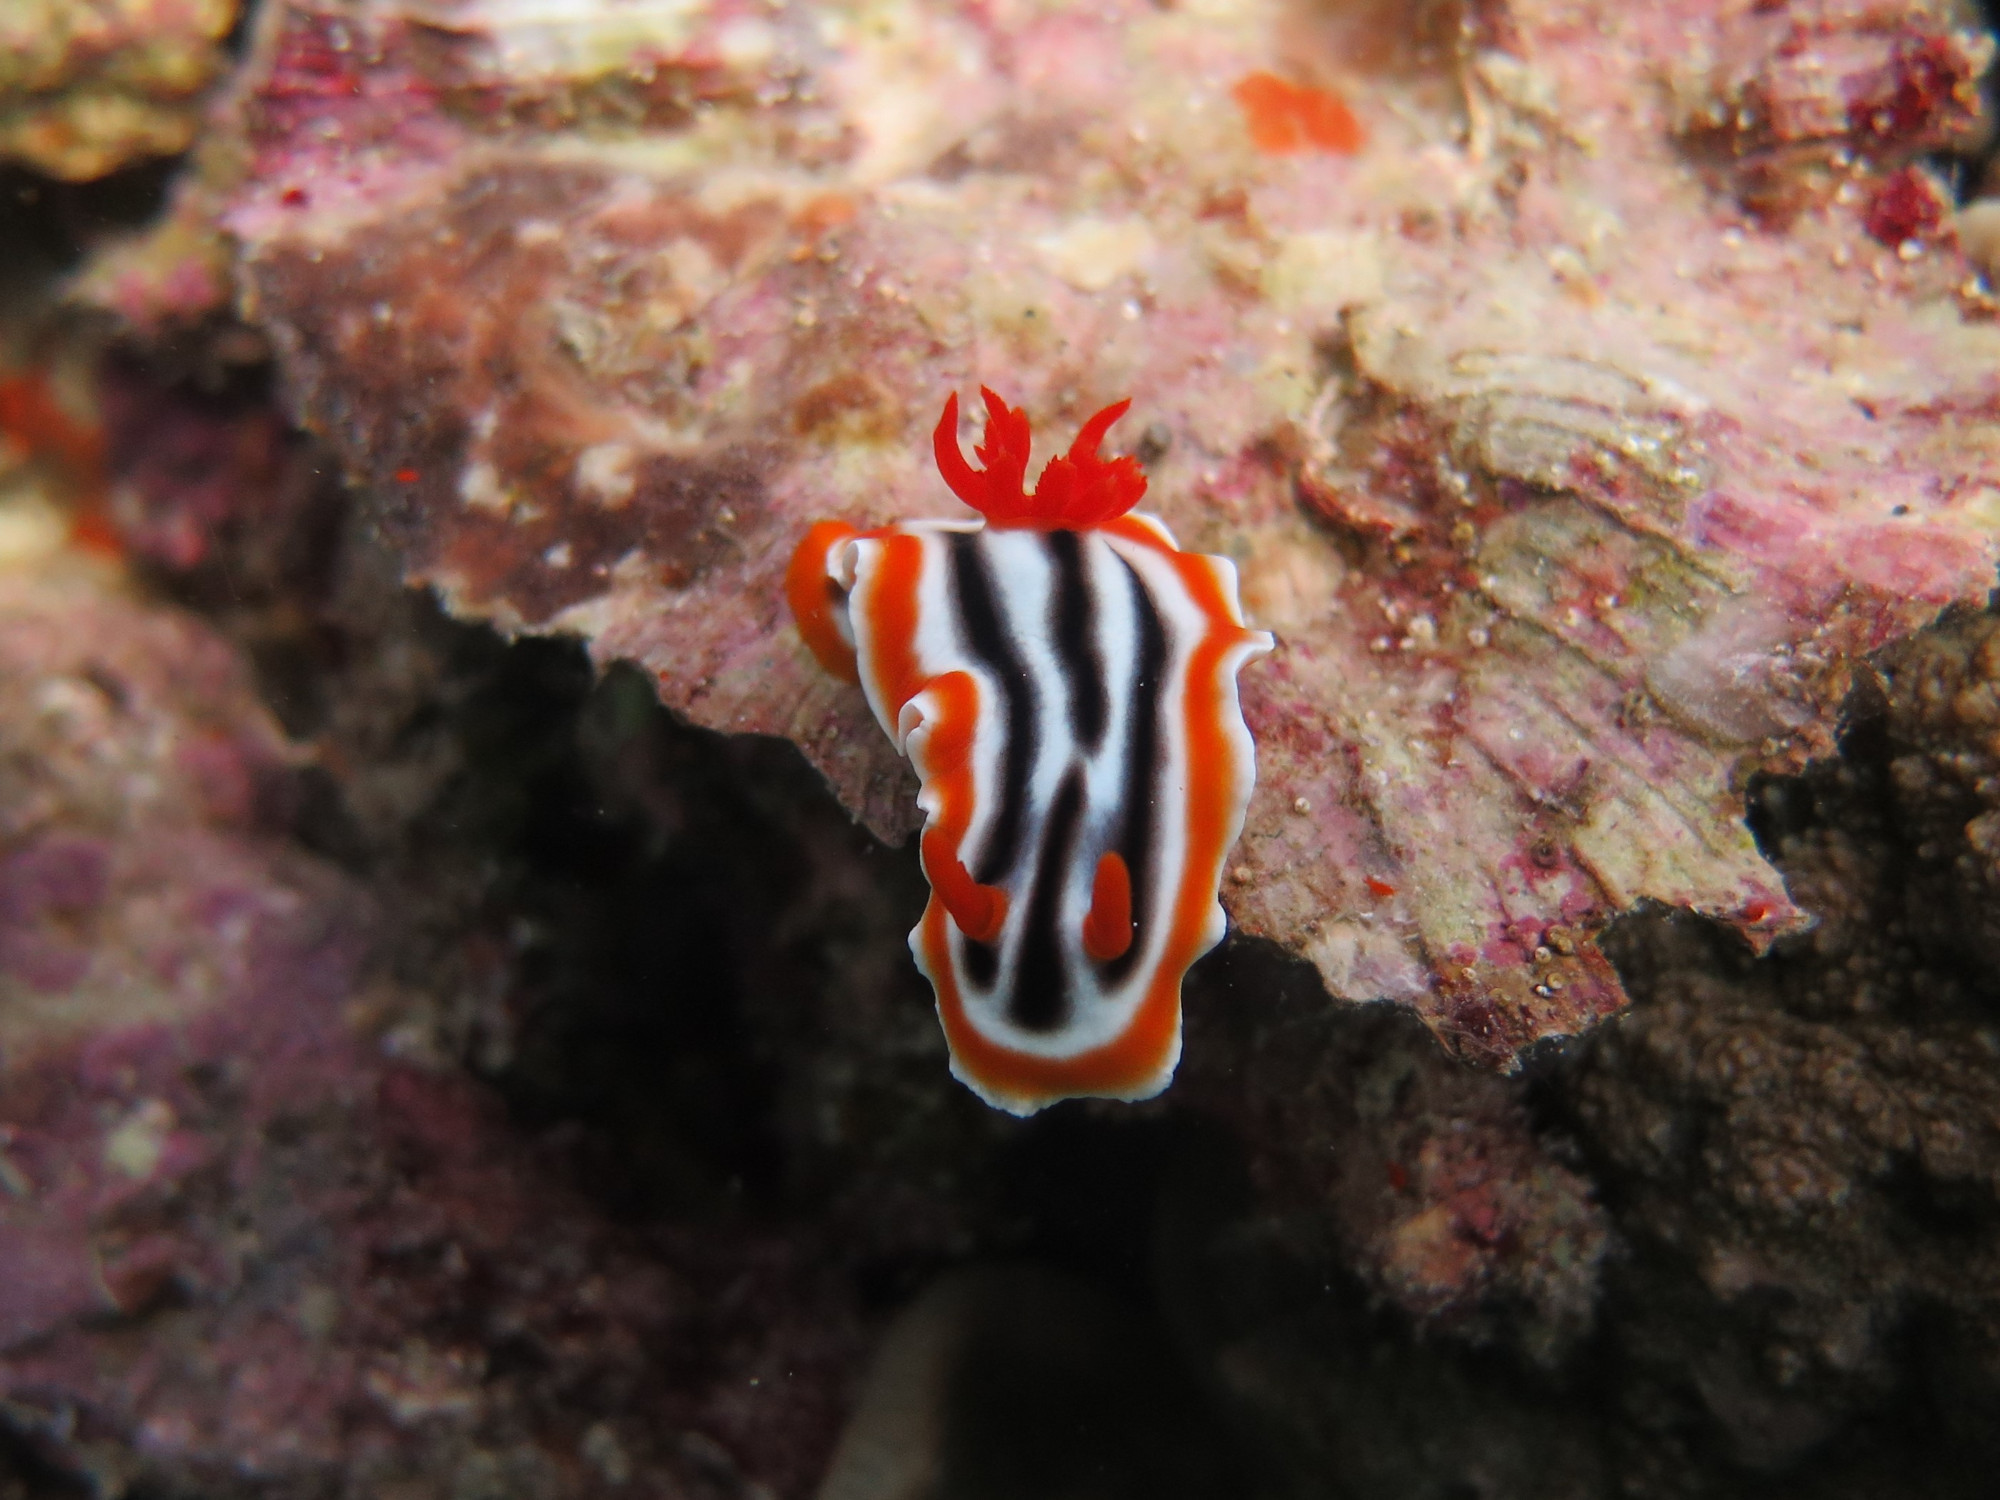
[934,388,1146,529]
[788,390,1273,1117]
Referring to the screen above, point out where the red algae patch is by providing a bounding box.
[1863,164,1950,248]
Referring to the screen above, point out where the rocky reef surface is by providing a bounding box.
[0,0,239,182]
[3,0,2000,1496]
[202,0,2000,1064]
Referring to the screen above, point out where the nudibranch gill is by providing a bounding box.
[787,390,1274,1116]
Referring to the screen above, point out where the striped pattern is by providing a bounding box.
[793,510,1273,1115]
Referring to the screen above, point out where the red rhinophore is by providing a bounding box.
[933,387,1147,529]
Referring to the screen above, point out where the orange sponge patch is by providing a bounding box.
[1232,71,1365,155]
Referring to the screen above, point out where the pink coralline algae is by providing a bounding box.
[219,0,2000,1069]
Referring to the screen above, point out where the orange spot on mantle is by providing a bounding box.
[1232,71,1365,155]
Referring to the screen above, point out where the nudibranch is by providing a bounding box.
[787,390,1274,1115]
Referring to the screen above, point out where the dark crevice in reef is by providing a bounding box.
[0,159,182,298]
[0,1426,88,1500]
[87,353,1257,1494]
[1952,0,2000,200]
[479,655,802,1219]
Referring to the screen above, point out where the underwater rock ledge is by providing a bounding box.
[216,0,2000,1066]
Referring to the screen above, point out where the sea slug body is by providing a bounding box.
[788,390,1274,1115]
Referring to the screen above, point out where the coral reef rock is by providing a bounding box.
[0,0,239,181]
[217,0,2000,1068]
[0,547,876,1499]
[1561,606,2000,1483]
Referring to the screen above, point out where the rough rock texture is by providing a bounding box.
[1673,0,1991,224]
[1164,940,1605,1363]
[0,368,1626,1494]
[0,528,885,1499]
[1101,610,2000,1500]
[0,0,238,181]
[216,0,2000,1067]
[1560,608,2000,1486]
